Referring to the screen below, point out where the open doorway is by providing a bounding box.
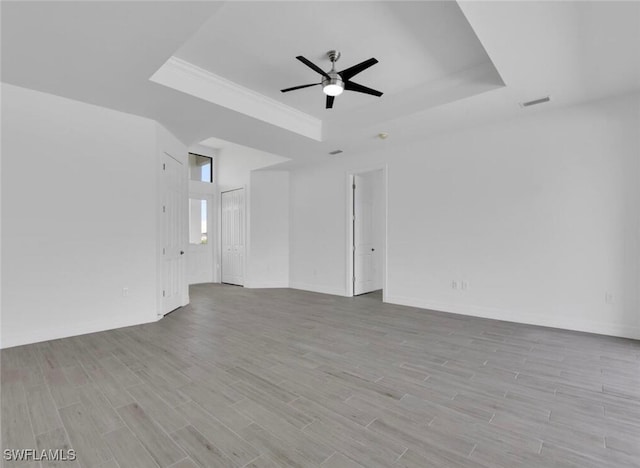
[347,167,387,299]
[186,152,216,286]
[187,195,214,285]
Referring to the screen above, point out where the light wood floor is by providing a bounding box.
[2,284,639,468]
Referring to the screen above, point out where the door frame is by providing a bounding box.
[345,165,388,299]
[219,187,247,286]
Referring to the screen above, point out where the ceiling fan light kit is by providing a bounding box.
[322,81,344,97]
[322,50,344,96]
[281,50,383,109]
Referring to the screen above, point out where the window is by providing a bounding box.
[189,153,213,183]
[189,198,208,244]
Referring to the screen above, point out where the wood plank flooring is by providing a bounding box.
[2,284,639,467]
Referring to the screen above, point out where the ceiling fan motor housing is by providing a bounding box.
[323,50,344,94]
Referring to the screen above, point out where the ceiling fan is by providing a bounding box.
[281,50,383,109]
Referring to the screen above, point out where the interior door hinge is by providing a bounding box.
[163,163,166,170]
[162,247,165,255]
[162,290,166,297]
[162,205,166,213]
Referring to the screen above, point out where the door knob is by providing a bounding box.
[180,251,185,255]
[371,248,375,251]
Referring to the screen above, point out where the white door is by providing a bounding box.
[353,174,376,295]
[161,153,186,314]
[221,189,244,286]
[187,195,214,285]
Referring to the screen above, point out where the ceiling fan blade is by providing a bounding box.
[296,56,330,79]
[281,83,321,93]
[344,81,383,97]
[326,95,335,109]
[339,58,378,81]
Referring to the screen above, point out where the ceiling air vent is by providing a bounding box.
[520,96,551,108]
[329,149,343,155]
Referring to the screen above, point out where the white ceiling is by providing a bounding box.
[175,1,493,117]
[2,1,639,167]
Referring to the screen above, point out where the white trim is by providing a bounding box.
[150,56,322,141]
[220,187,245,194]
[243,184,249,289]
[345,173,355,297]
[155,142,163,316]
[385,294,640,341]
[213,156,221,283]
[163,151,183,164]
[244,281,289,289]
[290,282,348,297]
[1,314,160,350]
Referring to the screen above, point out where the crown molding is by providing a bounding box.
[150,56,322,141]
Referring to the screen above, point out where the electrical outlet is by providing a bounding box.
[605,292,614,304]
[461,280,468,290]
[122,288,129,297]
[452,280,458,290]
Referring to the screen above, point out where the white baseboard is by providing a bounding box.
[289,282,348,297]
[385,294,640,340]
[244,281,290,289]
[1,314,159,349]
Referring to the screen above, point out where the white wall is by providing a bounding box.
[290,92,640,339]
[209,141,289,288]
[290,163,348,296]
[247,171,289,288]
[216,142,288,192]
[1,83,173,348]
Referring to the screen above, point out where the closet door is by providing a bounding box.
[221,189,244,286]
